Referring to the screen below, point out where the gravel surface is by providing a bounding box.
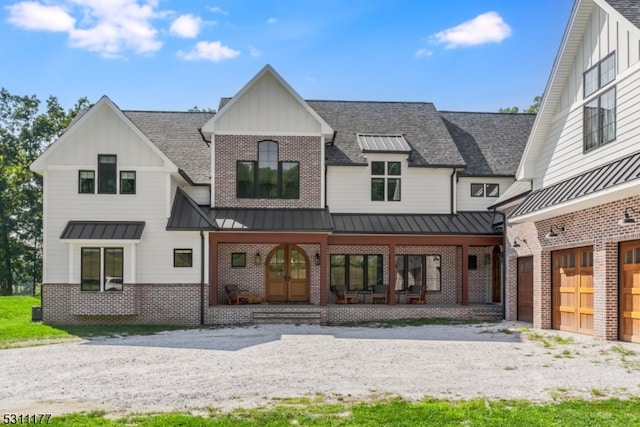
[2,321,640,416]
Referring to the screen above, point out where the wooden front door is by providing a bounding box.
[552,247,594,335]
[265,245,309,303]
[517,256,533,322]
[620,241,640,343]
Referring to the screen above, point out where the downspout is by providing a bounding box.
[450,169,457,214]
[200,230,205,325]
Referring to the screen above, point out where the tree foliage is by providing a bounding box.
[0,89,89,295]
[499,95,541,114]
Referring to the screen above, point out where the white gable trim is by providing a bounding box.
[30,96,179,174]
[201,64,334,139]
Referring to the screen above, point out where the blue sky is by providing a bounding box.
[1,0,574,113]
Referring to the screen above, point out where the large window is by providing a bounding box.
[371,161,401,201]
[330,254,383,291]
[395,254,441,291]
[98,154,117,194]
[236,141,300,199]
[583,53,616,152]
[81,247,123,291]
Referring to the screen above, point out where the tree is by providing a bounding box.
[0,89,89,295]
[499,95,541,114]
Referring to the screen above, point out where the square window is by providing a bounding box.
[174,249,193,267]
[471,183,484,197]
[231,252,246,268]
[387,162,401,175]
[120,171,136,194]
[371,161,385,175]
[486,183,499,197]
[79,170,95,194]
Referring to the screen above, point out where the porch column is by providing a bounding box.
[462,244,469,306]
[319,238,328,306]
[389,243,396,305]
[209,237,218,306]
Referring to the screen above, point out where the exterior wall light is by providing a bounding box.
[619,207,638,226]
[255,252,261,265]
[512,237,526,248]
[315,252,321,265]
[545,225,565,238]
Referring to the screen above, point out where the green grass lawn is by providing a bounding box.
[44,397,640,426]
[0,296,74,348]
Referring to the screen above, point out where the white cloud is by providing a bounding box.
[178,41,240,62]
[209,6,228,15]
[6,1,75,32]
[431,11,511,49]
[267,17,277,24]
[170,14,201,38]
[6,0,163,57]
[415,48,432,58]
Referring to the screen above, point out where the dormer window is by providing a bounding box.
[236,140,300,199]
[584,52,616,152]
[371,161,401,201]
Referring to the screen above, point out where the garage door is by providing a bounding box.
[517,256,533,322]
[552,247,594,335]
[620,241,640,343]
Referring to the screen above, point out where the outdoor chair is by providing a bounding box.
[370,284,388,304]
[405,285,426,304]
[333,285,359,304]
[225,285,250,305]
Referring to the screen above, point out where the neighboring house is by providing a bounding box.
[495,0,640,343]
[31,65,534,326]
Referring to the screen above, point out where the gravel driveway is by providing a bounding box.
[2,321,640,416]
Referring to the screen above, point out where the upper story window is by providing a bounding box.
[471,183,499,198]
[79,155,136,195]
[584,52,616,152]
[236,140,300,199]
[371,161,401,201]
[98,154,117,194]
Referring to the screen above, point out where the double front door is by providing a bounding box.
[265,245,310,302]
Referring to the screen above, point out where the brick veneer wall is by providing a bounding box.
[505,194,640,341]
[42,283,202,326]
[214,134,322,208]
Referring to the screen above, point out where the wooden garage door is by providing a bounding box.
[620,241,640,343]
[552,247,594,335]
[517,256,533,322]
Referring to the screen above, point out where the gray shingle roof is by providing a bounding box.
[308,100,465,167]
[124,111,213,185]
[440,112,535,176]
[605,0,640,28]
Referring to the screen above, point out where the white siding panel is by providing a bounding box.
[216,72,321,134]
[47,103,164,168]
[533,5,640,190]
[456,177,515,211]
[181,185,210,205]
[327,163,452,214]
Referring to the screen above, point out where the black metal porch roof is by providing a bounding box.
[511,151,640,218]
[60,221,145,240]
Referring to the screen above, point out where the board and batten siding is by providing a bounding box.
[214,72,322,135]
[182,185,210,206]
[326,158,452,214]
[534,5,640,189]
[455,177,515,212]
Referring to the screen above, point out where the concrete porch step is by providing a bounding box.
[471,304,503,321]
[252,309,324,324]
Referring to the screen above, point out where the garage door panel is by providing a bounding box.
[620,241,640,344]
[552,247,593,335]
